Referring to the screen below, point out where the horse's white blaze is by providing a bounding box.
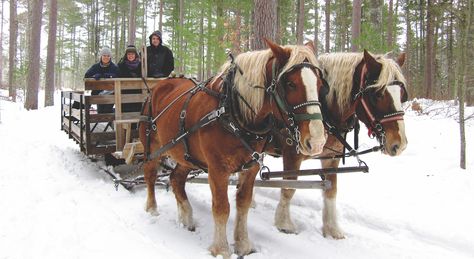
[387,84,403,111]
[301,67,326,155]
[387,84,408,153]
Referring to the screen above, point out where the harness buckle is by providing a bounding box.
[180,110,186,119]
[228,121,238,133]
[208,106,226,120]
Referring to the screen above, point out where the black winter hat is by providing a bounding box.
[125,45,139,56]
[149,30,162,46]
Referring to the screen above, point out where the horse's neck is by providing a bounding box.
[327,61,365,130]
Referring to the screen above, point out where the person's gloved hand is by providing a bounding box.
[93,73,101,80]
[104,73,114,78]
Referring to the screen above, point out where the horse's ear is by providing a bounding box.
[363,49,382,76]
[397,52,406,67]
[265,38,290,65]
[304,40,316,54]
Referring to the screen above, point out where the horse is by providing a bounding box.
[270,50,408,238]
[139,39,328,258]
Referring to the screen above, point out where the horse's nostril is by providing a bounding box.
[306,139,312,151]
[391,144,399,155]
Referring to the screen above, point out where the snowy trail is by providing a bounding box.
[1,97,473,259]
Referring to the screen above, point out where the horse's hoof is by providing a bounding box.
[275,218,297,234]
[145,205,159,216]
[277,227,298,234]
[322,226,345,239]
[234,241,256,256]
[208,244,231,258]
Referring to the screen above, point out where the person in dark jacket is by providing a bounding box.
[118,45,142,78]
[84,47,118,113]
[146,30,174,78]
[118,45,142,113]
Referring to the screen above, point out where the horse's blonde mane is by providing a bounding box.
[318,52,407,115]
[217,45,319,122]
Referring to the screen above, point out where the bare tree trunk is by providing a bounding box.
[8,0,18,101]
[325,0,330,52]
[128,0,137,45]
[44,0,57,107]
[25,0,44,110]
[198,6,204,81]
[424,0,434,99]
[0,0,4,87]
[206,3,212,78]
[459,0,472,169]
[404,0,412,94]
[387,0,394,48]
[351,0,362,52]
[159,0,163,32]
[234,9,242,53]
[313,0,319,55]
[448,0,455,99]
[252,0,277,50]
[178,0,184,74]
[296,0,304,44]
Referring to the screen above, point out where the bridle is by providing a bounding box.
[351,64,408,147]
[266,60,324,153]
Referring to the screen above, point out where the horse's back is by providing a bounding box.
[150,78,196,110]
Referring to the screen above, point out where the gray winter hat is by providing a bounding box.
[99,47,112,57]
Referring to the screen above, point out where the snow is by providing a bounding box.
[1,92,473,259]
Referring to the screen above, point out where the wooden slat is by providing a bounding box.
[88,113,115,123]
[86,145,117,155]
[84,78,165,91]
[71,108,82,120]
[70,123,82,142]
[87,95,115,104]
[84,80,115,91]
[71,92,84,102]
[115,81,124,151]
[120,94,147,103]
[90,131,116,142]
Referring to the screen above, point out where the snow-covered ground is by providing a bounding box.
[0,92,473,259]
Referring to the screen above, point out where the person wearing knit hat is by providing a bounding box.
[84,46,119,113]
[147,30,174,78]
[118,45,141,78]
[117,44,142,113]
[84,46,119,81]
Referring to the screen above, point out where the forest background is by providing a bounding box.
[0,0,472,109]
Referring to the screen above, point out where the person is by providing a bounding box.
[117,45,142,113]
[84,47,119,113]
[146,30,174,78]
[118,45,142,78]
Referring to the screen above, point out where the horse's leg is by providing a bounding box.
[274,154,304,234]
[321,158,345,239]
[170,164,195,231]
[207,168,231,258]
[143,159,160,216]
[234,167,259,256]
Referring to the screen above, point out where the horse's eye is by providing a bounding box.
[287,81,296,89]
[376,91,384,99]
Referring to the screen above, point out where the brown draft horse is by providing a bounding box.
[139,40,327,258]
[270,50,408,238]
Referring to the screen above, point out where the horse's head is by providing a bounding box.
[264,39,327,156]
[355,50,408,156]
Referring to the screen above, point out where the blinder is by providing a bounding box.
[271,62,324,122]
